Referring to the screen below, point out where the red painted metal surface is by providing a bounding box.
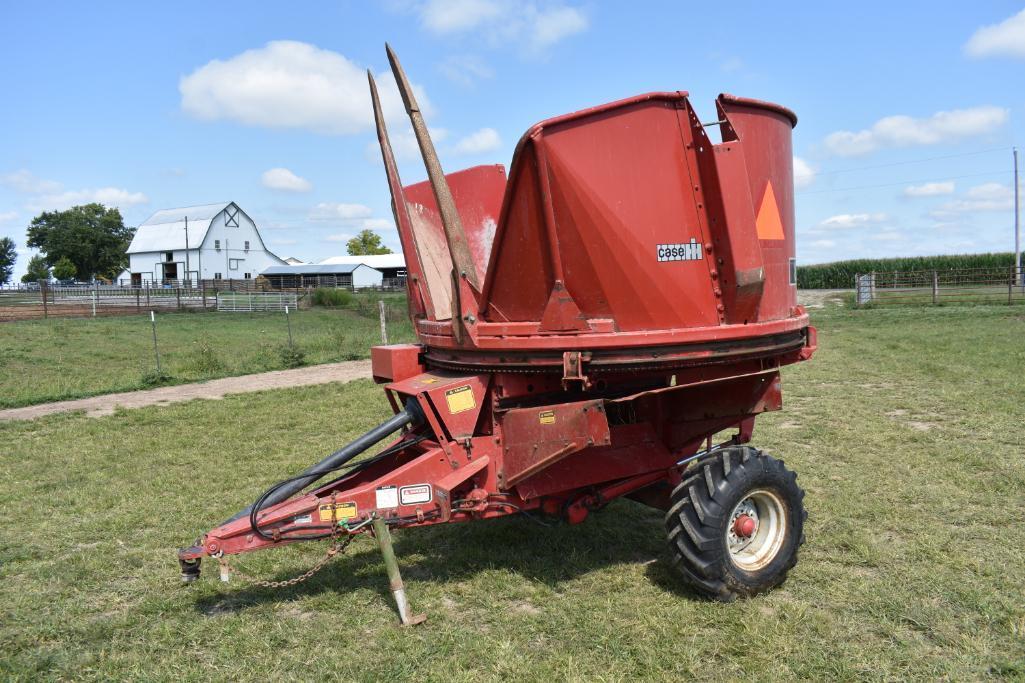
[179,52,816,601]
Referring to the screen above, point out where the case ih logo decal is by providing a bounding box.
[657,239,703,262]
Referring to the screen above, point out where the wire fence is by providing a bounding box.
[0,279,406,322]
[855,266,1025,306]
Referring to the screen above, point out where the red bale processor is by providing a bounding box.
[179,46,817,622]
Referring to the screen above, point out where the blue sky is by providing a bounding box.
[1,1,1023,279]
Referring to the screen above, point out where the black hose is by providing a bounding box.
[247,432,428,541]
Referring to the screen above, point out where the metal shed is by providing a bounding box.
[260,263,383,290]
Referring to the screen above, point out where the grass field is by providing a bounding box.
[1,303,1023,680]
[0,298,414,408]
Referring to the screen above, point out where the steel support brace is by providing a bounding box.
[372,516,426,626]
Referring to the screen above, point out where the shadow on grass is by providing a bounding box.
[192,499,710,615]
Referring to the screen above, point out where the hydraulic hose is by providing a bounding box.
[224,398,423,525]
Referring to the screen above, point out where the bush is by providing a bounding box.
[278,344,307,368]
[182,336,225,375]
[140,370,173,387]
[797,252,1018,289]
[311,288,353,307]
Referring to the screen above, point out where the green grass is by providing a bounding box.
[1,304,1023,679]
[0,302,414,408]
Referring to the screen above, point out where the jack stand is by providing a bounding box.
[372,516,426,626]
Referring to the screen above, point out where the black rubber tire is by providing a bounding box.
[664,446,806,601]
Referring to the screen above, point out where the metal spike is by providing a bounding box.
[385,44,480,292]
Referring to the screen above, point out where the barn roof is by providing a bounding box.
[262,263,378,276]
[318,253,406,269]
[127,202,235,254]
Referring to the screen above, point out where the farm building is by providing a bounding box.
[319,253,406,286]
[124,202,284,285]
[260,263,383,290]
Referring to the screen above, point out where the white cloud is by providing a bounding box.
[809,239,835,248]
[361,218,395,231]
[270,238,298,246]
[819,213,888,229]
[823,106,1008,156]
[0,210,18,223]
[309,202,374,221]
[365,125,450,163]
[903,181,955,198]
[453,127,501,155]
[179,41,433,135]
[930,182,1014,219]
[28,188,149,212]
[964,9,1025,59]
[719,56,744,72]
[1,169,61,194]
[793,157,815,189]
[261,167,312,193]
[439,54,494,86]
[324,233,354,242]
[416,0,588,52]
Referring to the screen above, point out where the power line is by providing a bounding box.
[794,146,1011,179]
[796,169,1011,195]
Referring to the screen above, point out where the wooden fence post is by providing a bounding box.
[41,280,48,319]
[176,287,182,311]
[932,270,938,305]
[379,300,388,344]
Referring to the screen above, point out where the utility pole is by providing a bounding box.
[1014,147,1021,287]
[184,215,191,288]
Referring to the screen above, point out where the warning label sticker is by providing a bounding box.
[318,502,357,523]
[399,484,432,505]
[539,410,556,425]
[445,385,476,414]
[656,239,703,262]
[375,485,399,509]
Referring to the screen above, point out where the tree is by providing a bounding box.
[346,229,393,256]
[22,255,50,283]
[0,237,15,285]
[52,256,77,281]
[26,203,135,280]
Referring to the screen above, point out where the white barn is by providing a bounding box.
[125,202,284,285]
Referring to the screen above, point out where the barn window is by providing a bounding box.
[244,240,250,251]
[214,272,222,280]
[229,259,240,270]
[244,272,251,279]
[225,206,239,227]
[214,239,221,250]
[164,252,173,262]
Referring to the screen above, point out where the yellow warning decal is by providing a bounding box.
[755,182,785,240]
[445,385,476,414]
[539,410,556,425]
[420,378,439,384]
[318,502,357,523]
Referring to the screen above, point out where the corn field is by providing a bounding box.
[797,252,1018,289]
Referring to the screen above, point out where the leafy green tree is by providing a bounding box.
[0,237,15,285]
[21,254,50,283]
[346,229,393,256]
[51,256,77,281]
[26,203,135,280]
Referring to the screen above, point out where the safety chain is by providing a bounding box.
[221,534,355,589]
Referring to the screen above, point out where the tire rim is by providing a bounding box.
[726,489,788,571]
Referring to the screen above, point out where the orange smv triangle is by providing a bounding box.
[755,182,785,240]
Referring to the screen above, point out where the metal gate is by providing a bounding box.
[217,292,298,312]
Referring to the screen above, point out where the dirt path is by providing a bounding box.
[0,360,373,422]
[797,289,850,309]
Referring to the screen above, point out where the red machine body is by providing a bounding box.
[179,49,814,615]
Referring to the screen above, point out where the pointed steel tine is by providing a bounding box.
[384,44,480,293]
